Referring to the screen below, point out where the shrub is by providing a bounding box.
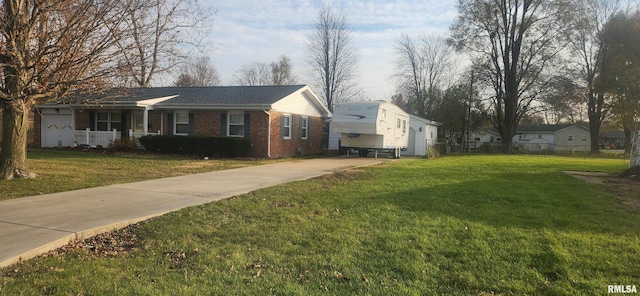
[138,135,251,158]
[107,137,138,152]
[427,144,440,159]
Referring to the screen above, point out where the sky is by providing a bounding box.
[198,0,458,101]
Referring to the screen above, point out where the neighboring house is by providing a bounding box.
[402,114,440,157]
[514,124,590,152]
[469,127,502,149]
[33,85,331,158]
[599,129,625,149]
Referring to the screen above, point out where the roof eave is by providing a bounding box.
[154,104,274,111]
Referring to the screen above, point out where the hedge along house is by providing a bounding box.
[33,85,332,158]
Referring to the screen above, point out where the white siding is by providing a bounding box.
[328,122,341,150]
[555,126,590,151]
[271,89,325,117]
[403,114,437,157]
[41,108,75,147]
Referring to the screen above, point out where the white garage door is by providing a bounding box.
[42,113,74,147]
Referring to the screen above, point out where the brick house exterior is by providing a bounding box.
[34,85,331,158]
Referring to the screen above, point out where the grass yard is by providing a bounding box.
[2,155,639,295]
[0,149,280,200]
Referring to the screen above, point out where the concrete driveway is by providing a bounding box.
[0,157,385,268]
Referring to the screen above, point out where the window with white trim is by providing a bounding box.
[283,114,292,139]
[228,112,245,137]
[96,111,121,131]
[402,120,407,134]
[132,111,144,132]
[300,116,309,139]
[174,111,189,135]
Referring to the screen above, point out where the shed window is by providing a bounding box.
[582,135,587,141]
[568,135,573,141]
[228,112,244,137]
[402,120,407,134]
[174,111,190,135]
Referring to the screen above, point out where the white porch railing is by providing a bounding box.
[128,130,161,139]
[73,129,163,148]
[74,128,120,148]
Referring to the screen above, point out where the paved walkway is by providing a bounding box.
[0,157,385,268]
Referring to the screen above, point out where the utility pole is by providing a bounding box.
[467,71,474,153]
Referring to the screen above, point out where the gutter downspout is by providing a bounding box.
[263,106,271,158]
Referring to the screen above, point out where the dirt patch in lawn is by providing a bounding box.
[564,168,640,211]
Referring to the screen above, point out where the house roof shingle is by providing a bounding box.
[517,124,587,133]
[65,85,308,106]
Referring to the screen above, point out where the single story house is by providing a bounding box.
[469,127,502,149]
[401,114,440,157]
[33,85,331,158]
[514,123,590,152]
[599,129,625,149]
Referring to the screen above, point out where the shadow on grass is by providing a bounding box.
[354,171,640,235]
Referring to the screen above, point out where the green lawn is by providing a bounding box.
[0,149,280,200]
[2,155,638,295]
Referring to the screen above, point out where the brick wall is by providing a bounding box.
[74,109,90,130]
[268,111,325,158]
[32,109,41,147]
[69,108,325,158]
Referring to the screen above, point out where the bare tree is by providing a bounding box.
[394,34,455,118]
[234,55,296,86]
[305,7,358,112]
[116,0,212,87]
[0,0,128,179]
[233,62,272,86]
[450,0,573,153]
[271,55,296,85]
[174,56,220,87]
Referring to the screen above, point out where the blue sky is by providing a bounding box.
[198,0,458,100]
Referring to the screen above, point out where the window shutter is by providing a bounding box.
[220,112,227,136]
[307,117,311,139]
[167,112,174,135]
[290,115,295,138]
[89,111,96,131]
[243,113,251,139]
[121,111,129,138]
[188,113,195,135]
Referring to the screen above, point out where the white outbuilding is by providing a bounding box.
[402,114,440,157]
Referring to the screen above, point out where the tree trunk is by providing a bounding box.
[587,92,604,154]
[623,127,633,154]
[0,102,36,179]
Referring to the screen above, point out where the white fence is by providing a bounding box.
[74,128,120,148]
[129,130,161,139]
[74,129,162,148]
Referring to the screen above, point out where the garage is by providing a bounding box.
[40,108,74,147]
